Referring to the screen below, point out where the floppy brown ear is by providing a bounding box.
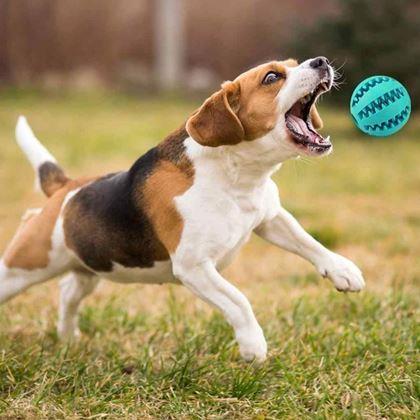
[186,82,244,147]
[310,105,323,130]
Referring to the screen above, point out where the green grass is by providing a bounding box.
[0,89,419,418]
[0,293,417,418]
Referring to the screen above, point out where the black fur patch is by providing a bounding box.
[64,126,190,272]
[39,162,68,197]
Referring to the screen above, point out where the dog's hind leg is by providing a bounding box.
[0,180,80,305]
[0,209,71,304]
[0,259,62,304]
[57,271,99,340]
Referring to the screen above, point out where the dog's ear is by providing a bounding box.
[186,81,244,147]
[310,105,323,130]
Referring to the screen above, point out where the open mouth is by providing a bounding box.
[285,81,331,155]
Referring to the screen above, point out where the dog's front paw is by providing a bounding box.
[317,252,365,292]
[57,325,81,342]
[236,326,267,363]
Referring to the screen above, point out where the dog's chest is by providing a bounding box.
[175,174,269,266]
[218,189,266,267]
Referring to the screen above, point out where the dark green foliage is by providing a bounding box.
[293,0,420,109]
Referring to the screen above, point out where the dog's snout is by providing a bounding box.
[309,56,329,70]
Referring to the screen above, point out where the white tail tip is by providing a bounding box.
[15,115,32,141]
[15,116,57,170]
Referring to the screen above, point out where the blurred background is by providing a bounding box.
[0,1,419,417]
[0,0,419,105]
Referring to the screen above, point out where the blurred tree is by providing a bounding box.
[155,0,185,90]
[0,0,11,82]
[293,0,420,108]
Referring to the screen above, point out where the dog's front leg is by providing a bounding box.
[255,207,365,292]
[173,260,267,362]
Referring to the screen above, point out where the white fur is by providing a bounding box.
[172,260,267,362]
[58,271,99,340]
[168,127,364,361]
[15,116,58,191]
[278,58,333,116]
[169,134,292,362]
[255,207,365,292]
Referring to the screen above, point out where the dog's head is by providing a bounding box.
[186,57,334,159]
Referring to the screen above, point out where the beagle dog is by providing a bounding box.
[0,57,365,362]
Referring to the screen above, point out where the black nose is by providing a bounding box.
[309,56,329,70]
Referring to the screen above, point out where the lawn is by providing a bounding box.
[0,89,419,418]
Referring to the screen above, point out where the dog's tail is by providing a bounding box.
[15,116,70,197]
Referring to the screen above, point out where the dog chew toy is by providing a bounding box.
[350,76,411,137]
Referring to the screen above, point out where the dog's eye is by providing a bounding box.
[262,71,284,85]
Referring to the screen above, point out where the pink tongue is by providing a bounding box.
[287,114,320,142]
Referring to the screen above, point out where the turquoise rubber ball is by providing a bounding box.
[350,76,411,137]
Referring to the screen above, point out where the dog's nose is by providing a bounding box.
[309,56,329,70]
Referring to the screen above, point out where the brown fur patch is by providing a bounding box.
[186,87,244,147]
[3,178,91,270]
[186,60,299,146]
[186,58,324,146]
[63,126,193,272]
[158,126,195,178]
[234,61,288,140]
[142,160,193,253]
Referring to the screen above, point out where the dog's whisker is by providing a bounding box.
[332,76,346,91]
[332,59,347,73]
[298,157,314,166]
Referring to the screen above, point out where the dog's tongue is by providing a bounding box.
[287,114,321,143]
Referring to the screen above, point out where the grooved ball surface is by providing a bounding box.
[350,76,411,137]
